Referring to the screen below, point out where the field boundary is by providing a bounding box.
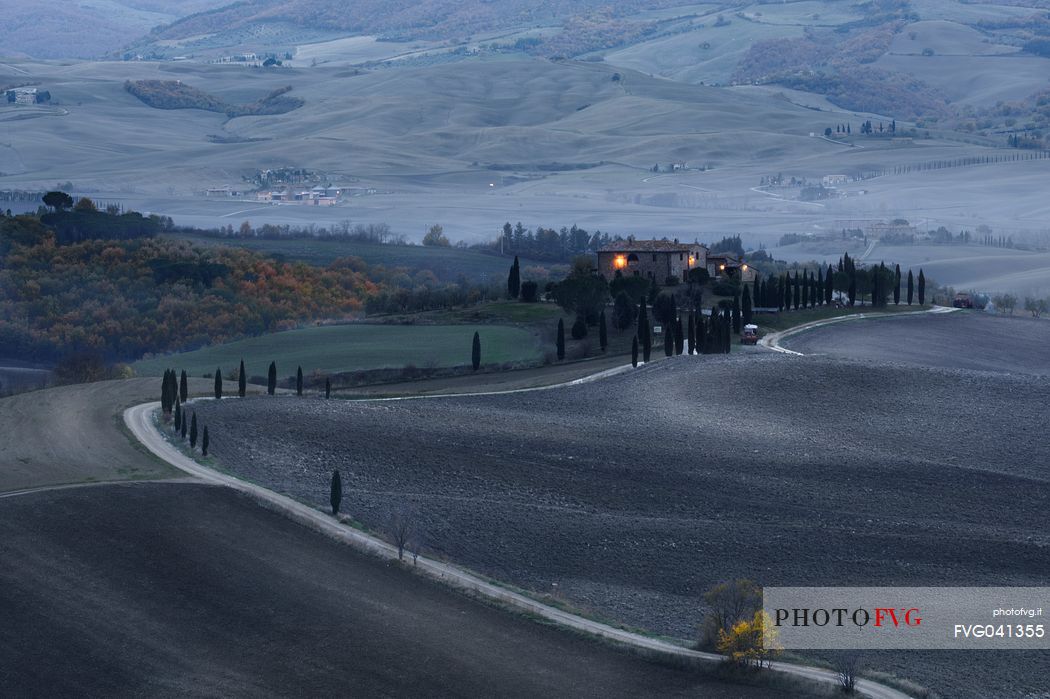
[123,401,912,699]
[760,305,959,356]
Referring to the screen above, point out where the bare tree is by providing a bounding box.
[387,505,417,561]
[836,654,862,693]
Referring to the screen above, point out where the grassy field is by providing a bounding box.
[132,323,543,379]
[169,233,553,281]
[754,303,925,332]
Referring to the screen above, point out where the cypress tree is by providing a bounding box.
[599,310,608,352]
[907,269,914,305]
[189,412,197,448]
[267,362,277,395]
[325,377,331,399]
[631,335,639,367]
[202,426,209,457]
[180,370,188,404]
[779,275,787,311]
[752,276,760,309]
[825,264,834,305]
[687,311,696,354]
[664,323,674,357]
[181,410,188,439]
[507,256,521,299]
[214,368,222,400]
[330,470,342,516]
[238,359,246,397]
[161,370,172,414]
[472,331,481,370]
[810,273,817,308]
[296,366,303,396]
[793,273,800,310]
[556,319,566,360]
[802,270,809,308]
[638,297,652,362]
[815,267,823,306]
[893,264,901,305]
[848,270,857,306]
[674,317,684,355]
[696,310,707,353]
[722,308,732,354]
[732,295,741,333]
[742,285,753,325]
[173,399,181,433]
[918,269,926,305]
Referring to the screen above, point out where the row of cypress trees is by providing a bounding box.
[751,258,928,311]
[629,295,732,366]
[171,398,210,456]
[553,309,611,361]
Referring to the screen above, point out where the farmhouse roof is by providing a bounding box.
[599,239,700,253]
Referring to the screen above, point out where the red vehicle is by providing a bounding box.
[953,293,974,309]
[741,324,759,345]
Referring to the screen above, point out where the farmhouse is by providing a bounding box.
[707,253,757,283]
[597,240,707,283]
[5,87,49,105]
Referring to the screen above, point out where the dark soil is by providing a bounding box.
[784,311,1050,376]
[0,482,790,698]
[194,334,1050,698]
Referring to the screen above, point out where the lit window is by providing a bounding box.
[688,256,695,265]
[613,255,627,269]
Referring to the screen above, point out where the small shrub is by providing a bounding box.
[520,280,539,302]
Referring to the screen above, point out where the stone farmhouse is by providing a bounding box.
[597,240,708,283]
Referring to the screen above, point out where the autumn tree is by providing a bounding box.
[422,224,450,247]
[699,578,762,650]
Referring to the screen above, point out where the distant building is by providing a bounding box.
[597,239,707,283]
[822,174,848,187]
[5,87,47,106]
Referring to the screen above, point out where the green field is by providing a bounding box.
[168,234,552,282]
[755,303,926,333]
[132,323,543,378]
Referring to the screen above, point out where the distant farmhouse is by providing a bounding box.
[4,87,50,106]
[598,239,707,283]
